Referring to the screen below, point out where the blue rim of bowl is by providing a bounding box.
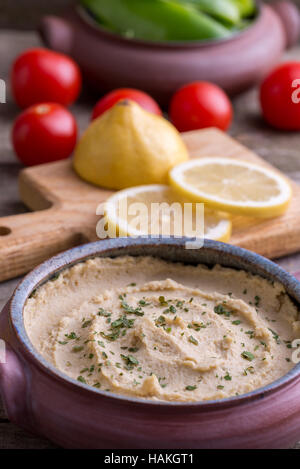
[10,237,300,409]
[76,1,261,49]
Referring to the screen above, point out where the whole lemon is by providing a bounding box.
[73,100,189,189]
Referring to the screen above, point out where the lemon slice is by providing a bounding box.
[169,157,292,218]
[104,184,231,242]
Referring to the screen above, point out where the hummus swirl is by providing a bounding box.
[24,256,300,401]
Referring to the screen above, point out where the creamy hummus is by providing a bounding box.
[24,256,300,402]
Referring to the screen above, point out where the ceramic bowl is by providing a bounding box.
[39,1,300,105]
[0,237,300,449]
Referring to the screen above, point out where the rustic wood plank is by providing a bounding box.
[0,403,8,420]
[0,422,56,449]
[0,0,76,30]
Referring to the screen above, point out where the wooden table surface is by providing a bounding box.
[1,29,300,449]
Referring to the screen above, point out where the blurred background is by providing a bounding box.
[0,0,299,29]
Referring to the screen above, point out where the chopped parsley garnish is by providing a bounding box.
[65,332,78,340]
[185,385,197,391]
[243,366,255,376]
[188,335,198,346]
[121,354,139,369]
[254,295,261,307]
[214,304,231,317]
[155,315,166,327]
[121,300,144,316]
[72,345,84,353]
[139,299,150,306]
[188,322,206,331]
[100,330,121,342]
[82,319,92,328]
[158,296,168,306]
[98,308,111,317]
[241,351,255,361]
[268,328,281,344]
[224,372,232,381]
[77,375,86,384]
[232,320,241,326]
[128,347,139,353]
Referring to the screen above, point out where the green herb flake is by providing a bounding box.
[121,300,144,316]
[98,308,111,317]
[241,351,255,361]
[158,296,168,306]
[121,354,139,369]
[185,385,197,391]
[214,304,231,317]
[82,319,92,328]
[188,335,198,346]
[254,295,261,307]
[65,332,78,340]
[77,375,86,384]
[72,345,84,353]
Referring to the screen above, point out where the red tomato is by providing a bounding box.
[11,48,82,109]
[260,62,300,130]
[169,81,232,132]
[12,103,77,166]
[92,88,162,120]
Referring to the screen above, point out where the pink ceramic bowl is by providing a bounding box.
[39,1,300,105]
[0,237,300,449]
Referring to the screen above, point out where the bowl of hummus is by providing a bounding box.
[0,237,300,448]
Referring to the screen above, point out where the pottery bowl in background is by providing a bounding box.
[39,1,300,105]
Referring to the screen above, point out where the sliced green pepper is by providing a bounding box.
[231,0,256,18]
[175,0,241,26]
[81,0,231,42]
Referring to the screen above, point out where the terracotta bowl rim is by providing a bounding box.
[9,237,300,409]
[76,1,261,50]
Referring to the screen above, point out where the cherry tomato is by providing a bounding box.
[169,81,232,132]
[12,103,77,166]
[260,62,300,130]
[92,88,162,120]
[11,48,82,109]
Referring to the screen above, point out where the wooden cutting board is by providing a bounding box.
[0,127,299,283]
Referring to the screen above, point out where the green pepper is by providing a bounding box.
[231,0,256,18]
[81,0,231,42]
[174,0,241,26]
